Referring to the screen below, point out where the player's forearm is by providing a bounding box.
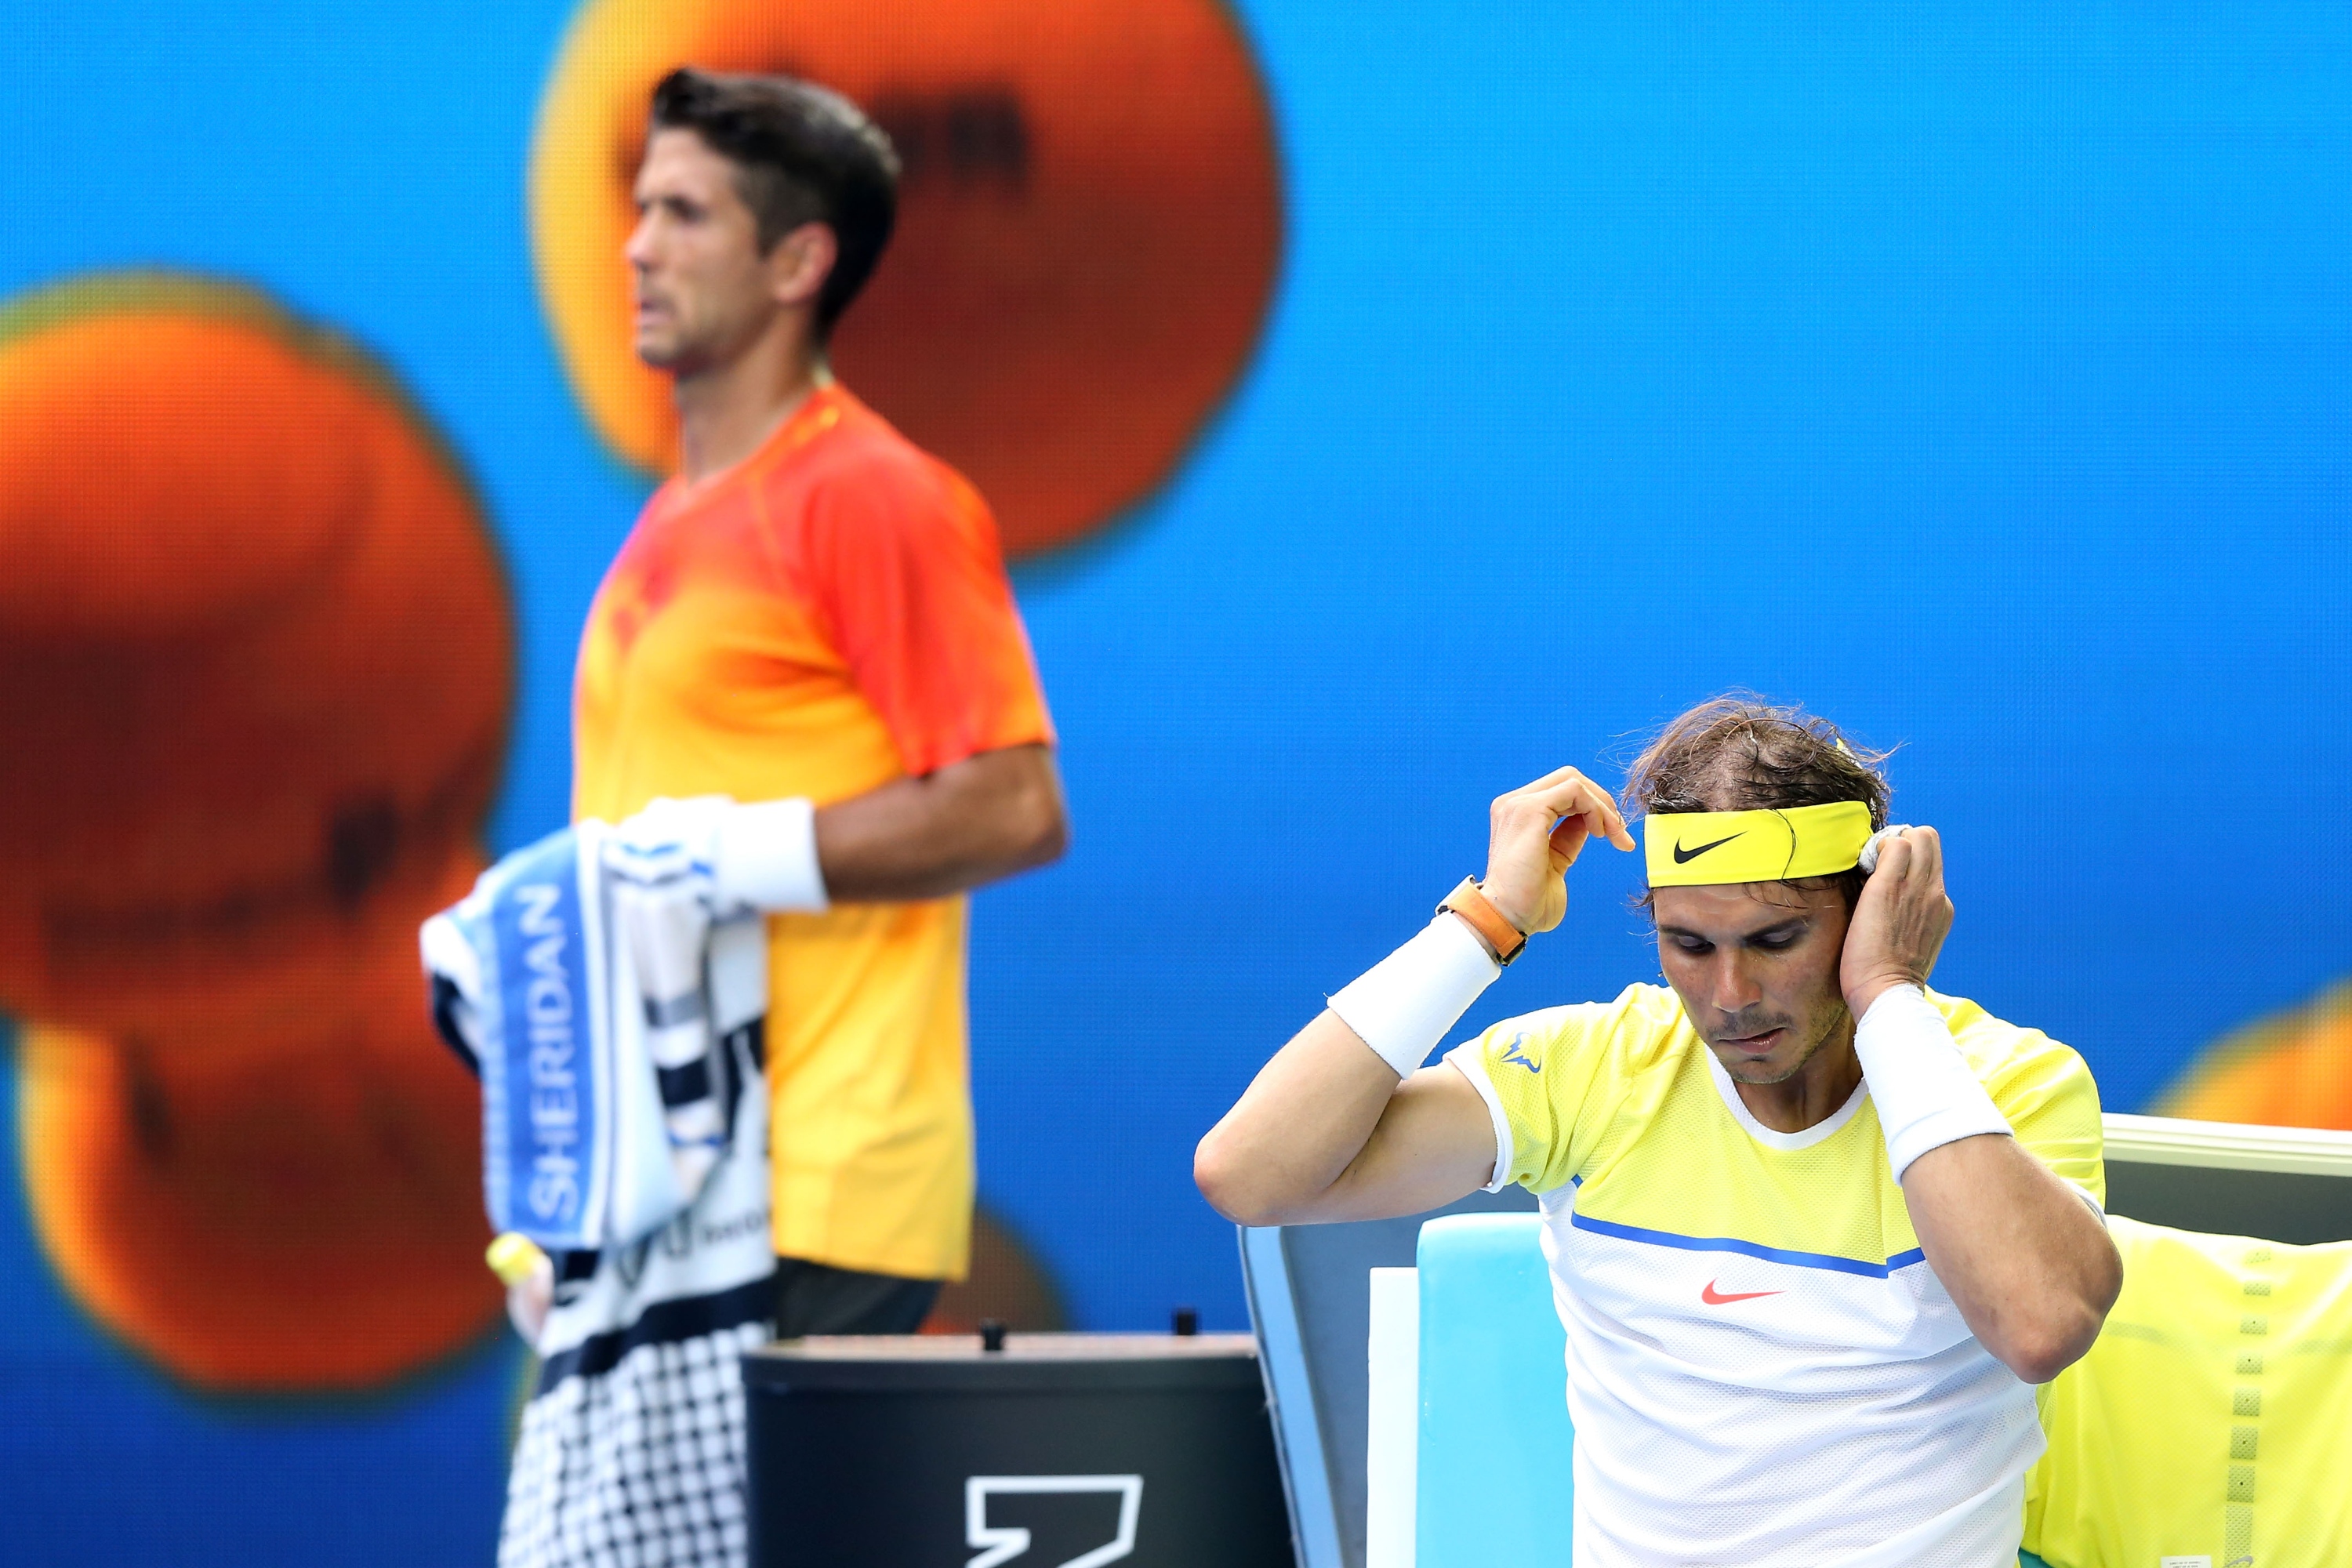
[1195,1011,1417,1225]
[1902,1133,2122,1384]
[1849,985,2120,1381]
[1200,910,1509,1223]
[1196,1014,1493,1225]
[814,742,1068,901]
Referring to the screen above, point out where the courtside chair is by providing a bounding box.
[1247,1115,2352,1568]
[1403,1214,1573,1566]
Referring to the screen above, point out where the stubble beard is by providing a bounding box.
[634,326,697,376]
[637,302,762,382]
[1715,997,1853,1086]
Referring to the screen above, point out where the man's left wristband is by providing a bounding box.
[1852,983,2011,1181]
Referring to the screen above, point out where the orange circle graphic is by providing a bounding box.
[530,0,1283,556]
[0,272,512,1388]
[18,862,500,1393]
[0,274,513,1033]
[2157,980,2352,1132]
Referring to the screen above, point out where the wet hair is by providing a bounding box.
[648,67,901,336]
[1623,694,1893,909]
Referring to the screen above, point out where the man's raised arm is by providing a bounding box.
[1194,768,1635,1226]
[1840,829,2122,1383]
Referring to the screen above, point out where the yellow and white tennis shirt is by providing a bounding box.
[1446,983,2104,1568]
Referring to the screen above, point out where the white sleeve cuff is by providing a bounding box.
[1327,914,1501,1079]
[1852,983,2013,1183]
[1445,1044,1516,1193]
[710,798,828,914]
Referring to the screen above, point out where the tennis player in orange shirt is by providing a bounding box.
[580,67,1066,1331]
[496,68,1066,1568]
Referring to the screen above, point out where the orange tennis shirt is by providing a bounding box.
[572,384,1054,1281]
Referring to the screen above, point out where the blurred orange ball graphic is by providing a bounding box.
[2158,981,2352,1132]
[16,858,499,1393]
[0,273,512,1388]
[921,1209,1069,1336]
[530,0,1283,556]
[0,274,512,1034]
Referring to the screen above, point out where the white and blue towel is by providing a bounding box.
[422,802,768,1254]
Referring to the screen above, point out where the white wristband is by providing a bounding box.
[1328,915,1501,1079]
[711,797,829,914]
[1853,982,2012,1182]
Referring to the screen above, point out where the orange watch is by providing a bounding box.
[1439,877,1527,967]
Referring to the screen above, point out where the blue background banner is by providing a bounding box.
[3,1,2348,1560]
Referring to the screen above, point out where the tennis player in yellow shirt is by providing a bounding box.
[1199,697,2122,1566]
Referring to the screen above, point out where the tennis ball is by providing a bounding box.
[530,0,1281,555]
[0,274,512,1033]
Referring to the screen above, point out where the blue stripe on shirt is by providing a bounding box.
[1570,1211,1929,1278]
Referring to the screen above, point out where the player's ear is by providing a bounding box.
[768,222,837,311]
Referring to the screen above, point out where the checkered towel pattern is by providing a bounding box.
[496,1015,779,1568]
[499,1312,769,1568]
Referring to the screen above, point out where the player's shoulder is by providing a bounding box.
[1484,982,1690,1077]
[1925,988,2096,1098]
[792,389,979,517]
[1454,984,1695,1192]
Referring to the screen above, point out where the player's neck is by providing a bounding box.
[1733,1024,1863,1134]
[673,326,830,485]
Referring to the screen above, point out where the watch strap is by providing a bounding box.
[1438,876,1527,967]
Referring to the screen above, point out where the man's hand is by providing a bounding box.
[506,1256,554,1348]
[1841,826,1954,1016]
[1479,767,1636,935]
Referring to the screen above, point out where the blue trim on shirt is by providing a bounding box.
[1570,1211,1930,1278]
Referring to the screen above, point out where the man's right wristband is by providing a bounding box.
[712,797,829,913]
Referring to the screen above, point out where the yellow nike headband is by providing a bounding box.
[1642,800,1875,887]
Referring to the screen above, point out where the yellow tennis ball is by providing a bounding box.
[486,1232,550,1287]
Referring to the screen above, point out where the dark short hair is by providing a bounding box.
[648,67,901,336]
[1624,694,1893,909]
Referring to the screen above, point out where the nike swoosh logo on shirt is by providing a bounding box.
[1672,832,1744,863]
[1700,1280,1782,1305]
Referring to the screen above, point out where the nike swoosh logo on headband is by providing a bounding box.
[1672,833,1744,863]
